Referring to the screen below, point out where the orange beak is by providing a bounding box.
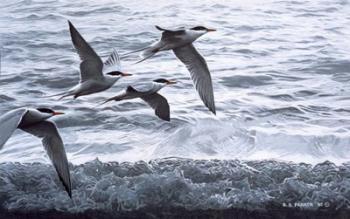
[206,28,216,32]
[121,72,133,77]
[53,111,64,115]
[166,80,177,85]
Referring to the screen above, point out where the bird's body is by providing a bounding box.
[50,21,131,100]
[102,79,176,121]
[130,25,216,114]
[0,108,72,198]
[61,75,119,99]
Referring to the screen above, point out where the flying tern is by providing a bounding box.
[0,108,72,198]
[101,78,176,121]
[49,21,132,100]
[125,25,216,114]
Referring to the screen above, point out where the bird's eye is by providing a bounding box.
[107,71,122,76]
[37,108,54,114]
[191,26,206,31]
[153,78,167,83]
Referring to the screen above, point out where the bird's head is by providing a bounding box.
[189,26,216,37]
[106,71,133,78]
[153,78,177,86]
[36,108,64,119]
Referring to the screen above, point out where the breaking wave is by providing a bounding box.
[1,158,350,218]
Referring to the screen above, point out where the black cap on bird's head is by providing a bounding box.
[37,108,64,116]
[106,71,133,77]
[190,26,216,32]
[153,78,177,85]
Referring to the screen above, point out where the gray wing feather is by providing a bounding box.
[141,93,170,121]
[68,21,103,82]
[155,25,185,32]
[173,44,216,114]
[0,108,27,150]
[103,49,121,73]
[155,26,185,43]
[21,121,72,198]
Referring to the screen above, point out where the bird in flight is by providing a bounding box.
[125,25,216,114]
[0,108,72,198]
[48,21,132,100]
[101,78,176,121]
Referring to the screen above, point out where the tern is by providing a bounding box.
[49,21,132,100]
[0,108,72,198]
[101,78,176,121]
[125,25,216,114]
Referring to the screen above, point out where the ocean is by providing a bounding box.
[0,0,350,218]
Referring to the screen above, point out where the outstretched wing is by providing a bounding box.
[173,44,216,114]
[141,93,170,121]
[0,108,27,150]
[103,49,121,73]
[68,20,103,82]
[155,25,185,32]
[155,25,185,43]
[21,121,72,198]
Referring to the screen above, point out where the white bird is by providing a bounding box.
[0,108,72,198]
[49,21,132,100]
[101,79,176,121]
[126,25,216,114]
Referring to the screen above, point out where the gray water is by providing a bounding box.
[1,0,350,216]
[1,0,350,165]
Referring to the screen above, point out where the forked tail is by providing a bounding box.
[94,93,128,108]
[120,45,151,57]
[43,92,69,100]
[121,42,163,64]
[43,92,67,99]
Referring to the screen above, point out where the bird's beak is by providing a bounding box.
[121,72,133,77]
[206,28,216,32]
[53,111,64,116]
[166,80,177,85]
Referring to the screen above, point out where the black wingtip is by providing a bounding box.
[57,174,72,199]
[155,25,164,31]
[63,181,72,199]
[158,115,170,122]
[67,20,73,28]
[67,189,72,199]
[68,20,78,35]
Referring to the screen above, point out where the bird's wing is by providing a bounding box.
[173,44,216,114]
[155,25,185,43]
[0,108,28,150]
[68,21,103,82]
[155,25,185,32]
[141,93,170,121]
[103,49,121,73]
[21,121,72,198]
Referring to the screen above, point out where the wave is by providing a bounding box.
[0,158,349,216]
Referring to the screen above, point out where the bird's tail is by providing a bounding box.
[94,93,127,108]
[122,42,163,64]
[43,92,71,100]
[135,42,163,64]
[120,45,151,57]
[94,97,117,108]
